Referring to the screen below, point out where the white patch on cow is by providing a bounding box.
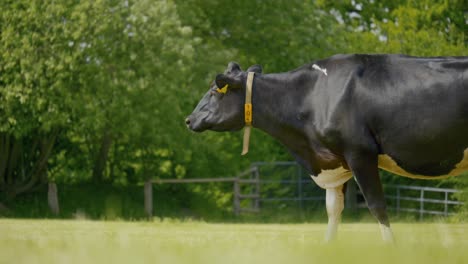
[312,64,328,76]
[310,167,352,189]
[378,148,468,179]
[325,185,345,242]
[379,224,394,243]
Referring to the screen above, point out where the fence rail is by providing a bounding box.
[152,177,237,183]
[382,184,463,219]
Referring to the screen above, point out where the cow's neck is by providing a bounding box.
[251,72,308,135]
[250,70,337,174]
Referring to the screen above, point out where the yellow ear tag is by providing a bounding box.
[216,84,228,94]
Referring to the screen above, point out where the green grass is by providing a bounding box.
[1,219,467,264]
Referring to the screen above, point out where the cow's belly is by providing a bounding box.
[378,148,468,179]
[310,149,468,188]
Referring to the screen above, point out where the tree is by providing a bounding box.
[51,0,200,185]
[1,1,82,200]
[0,0,198,201]
[318,0,467,55]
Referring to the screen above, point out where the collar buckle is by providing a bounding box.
[241,72,255,155]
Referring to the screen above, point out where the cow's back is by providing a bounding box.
[350,54,468,176]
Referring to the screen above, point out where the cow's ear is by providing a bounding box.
[247,64,262,74]
[225,62,242,74]
[215,73,243,89]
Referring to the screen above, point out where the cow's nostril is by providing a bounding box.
[185,118,191,125]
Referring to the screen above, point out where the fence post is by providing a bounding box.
[419,189,425,221]
[396,187,401,216]
[144,180,153,218]
[233,177,240,216]
[297,165,303,209]
[444,191,449,217]
[48,182,60,215]
[249,169,255,209]
[254,167,260,210]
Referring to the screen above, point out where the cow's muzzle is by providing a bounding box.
[185,116,194,130]
[185,115,205,132]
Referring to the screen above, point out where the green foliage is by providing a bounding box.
[0,0,202,195]
[0,1,467,217]
[321,0,467,55]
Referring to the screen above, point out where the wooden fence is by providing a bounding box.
[147,167,260,217]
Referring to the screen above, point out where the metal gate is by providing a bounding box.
[234,161,463,219]
[233,162,325,215]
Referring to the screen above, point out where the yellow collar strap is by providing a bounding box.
[241,72,255,155]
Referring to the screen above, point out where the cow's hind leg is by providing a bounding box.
[346,152,394,242]
[325,184,345,242]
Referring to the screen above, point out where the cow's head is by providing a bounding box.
[185,62,262,132]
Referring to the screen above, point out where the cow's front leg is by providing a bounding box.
[346,151,394,243]
[325,184,344,242]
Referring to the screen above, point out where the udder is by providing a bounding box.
[310,167,352,189]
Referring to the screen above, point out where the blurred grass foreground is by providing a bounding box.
[1,219,467,264]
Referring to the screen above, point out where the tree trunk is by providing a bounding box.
[12,134,57,198]
[6,138,20,185]
[48,182,60,215]
[0,134,10,186]
[144,180,153,218]
[92,130,113,183]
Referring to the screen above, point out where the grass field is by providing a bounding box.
[1,219,467,264]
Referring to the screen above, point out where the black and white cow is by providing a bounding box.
[186,54,468,242]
